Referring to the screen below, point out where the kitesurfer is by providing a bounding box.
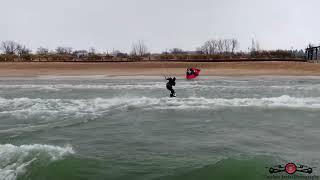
[165,77,176,97]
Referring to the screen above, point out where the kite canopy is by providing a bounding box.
[186,68,201,79]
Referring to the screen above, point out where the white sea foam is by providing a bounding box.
[1,83,319,91]
[0,144,74,180]
[0,84,166,90]
[1,95,320,117]
[142,95,320,110]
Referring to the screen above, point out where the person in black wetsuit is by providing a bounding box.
[165,77,176,97]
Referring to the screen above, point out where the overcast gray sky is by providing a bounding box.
[0,0,319,53]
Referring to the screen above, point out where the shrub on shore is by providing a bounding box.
[0,40,305,62]
[0,50,304,62]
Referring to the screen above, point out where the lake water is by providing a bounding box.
[1,76,320,180]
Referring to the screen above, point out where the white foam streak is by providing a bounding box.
[1,96,320,117]
[0,144,74,180]
[1,83,320,91]
[0,84,166,90]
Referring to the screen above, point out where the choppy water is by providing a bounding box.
[1,76,320,180]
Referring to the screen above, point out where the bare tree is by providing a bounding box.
[251,38,256,52]
[169,48,184,54]
[210,40,218,54]
[16,45,31,56]
[208,39,218,54]
[251,38,260,52]
[256,41,260,52]
[131,40,148,56]
[56,47,64,54]
[89,47,96,54]
[200,41,209,55]
[56,47,73,54]
[231,39,239,53]
[217,39,224,53]
[201,40,218,55]
[37,47,49,55]
[201,38,239,54]
[1,41,19,55]
[223,39,231,53]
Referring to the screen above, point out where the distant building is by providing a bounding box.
[73,50,88,58]
[185,51,204,55]
[306,45,320,61]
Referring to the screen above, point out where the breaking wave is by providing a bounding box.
[1,95,320,117]
[0,84,165,90]
[0,144,74,180]
[1,83,320,91]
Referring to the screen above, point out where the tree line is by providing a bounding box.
[0,39,305,62]
[160,38,305,60]
[200,38,239,54]
[0,40,150,61]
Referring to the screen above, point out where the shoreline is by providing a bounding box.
[3,75,320,81]
[1,61,320,77]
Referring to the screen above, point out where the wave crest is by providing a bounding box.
[0,95,320,117]
[2,83,319,91]
[0,144,74,180]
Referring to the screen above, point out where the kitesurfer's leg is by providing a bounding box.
[172,89,176,96]
[166,84,175,97]
[170,90,176,97]
[170,88,176,97]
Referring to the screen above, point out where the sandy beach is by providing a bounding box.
[0,61,319,77]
